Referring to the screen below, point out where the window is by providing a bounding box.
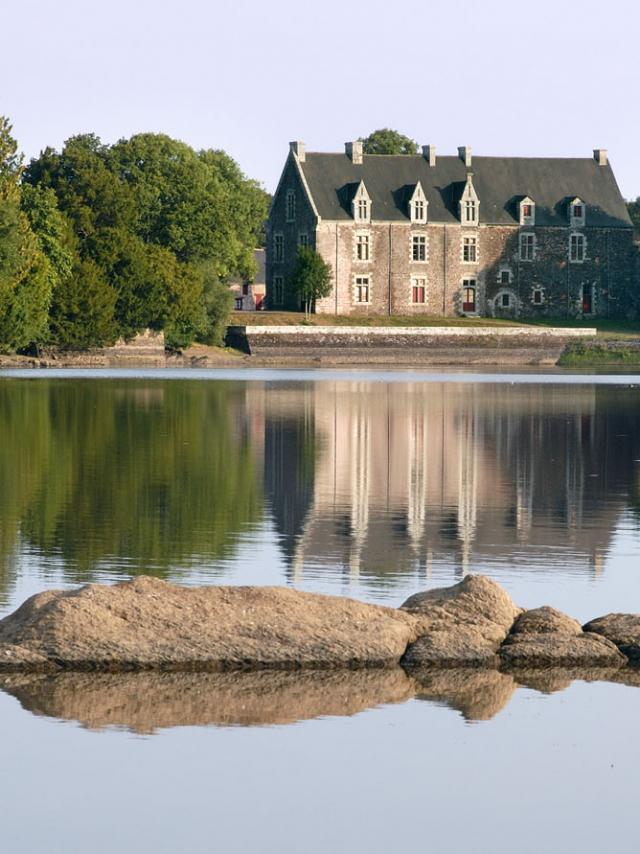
[462,236,477,263]
[520,198,535,226]
[520,232,535,261]
[411,277,426,304]
[356,233,370,261]
[501,293,511,308]
[412,234,427,262]
[532,289,543,305]
[273,276,284,304]
[500,270,511,285]
[235,297,243,310]
[354,276,370,304]
[357,199,369,220]
[570,233,586,263]
[462,279,477,312]
[464,200,476,222]
[413,200,426,222]
[286,191,296,222]
[522,204,532,218]
[570,199,586,227]
[298,232,309,247]
[274,234,284,263]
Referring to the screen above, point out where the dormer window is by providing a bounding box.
[352,181,371,222]
[464,201,476,222]
[409,182,428,223]
[459,173,479,226]
[569,198,586,227]
[520,197,535,226]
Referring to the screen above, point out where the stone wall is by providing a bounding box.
[228,325,596,365]
[312,222,636,319]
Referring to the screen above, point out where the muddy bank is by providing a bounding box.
[0,575,637,674]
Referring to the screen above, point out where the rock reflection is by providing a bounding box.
[411,668,517,721]
[2,665,638,732]
[0,668,416,733]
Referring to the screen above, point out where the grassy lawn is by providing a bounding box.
[230,311,640,340]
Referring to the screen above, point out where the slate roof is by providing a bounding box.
[299,153,632,228]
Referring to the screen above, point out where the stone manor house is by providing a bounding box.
[266,140,635,317]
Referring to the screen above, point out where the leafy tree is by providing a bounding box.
[288,246,333,315]
[48,257,117,349]
[628,198,640,232]
[0,117,52,351]
[196,260,234,347]
[360,128,418,155]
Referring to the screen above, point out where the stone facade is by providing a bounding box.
[266,142,636,318]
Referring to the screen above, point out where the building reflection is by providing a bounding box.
[259,382,640,583]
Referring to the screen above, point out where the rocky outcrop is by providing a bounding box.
[499,605,625,667]
[0,577,419,672]
[401,575,522,667]
[0,574,638,674]
[583,614,640,662]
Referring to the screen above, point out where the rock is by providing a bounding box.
[412,667,516,721]
[401,575,521,666]
[509,606,582,636]
[0,668,417,732]
[0,644,55,671]
[583,614,640,662]
[0,577,420,672]
[401,626,500,668]
[499,632,626,668]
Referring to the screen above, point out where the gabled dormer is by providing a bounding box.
[519,196,535,226]
[409,182,428,223]
[352,180,371,223]
[459,172,479,226]
[569,197,586,227]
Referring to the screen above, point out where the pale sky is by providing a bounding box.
[2,0,639,197]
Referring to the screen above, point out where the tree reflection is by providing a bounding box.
[0,380,262,593]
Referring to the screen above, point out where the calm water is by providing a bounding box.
[1,368,639,853]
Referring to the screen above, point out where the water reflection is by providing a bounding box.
[2,666,639,731]
[1,376,640,609]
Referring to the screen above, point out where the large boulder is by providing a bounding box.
[499,633,626,668]
[0,577,420,672]
[501,604,627,668]
[583,614,640,662]
[509,606,582,636]
[400,575,521,667]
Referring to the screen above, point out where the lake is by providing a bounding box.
[1,368,639,853]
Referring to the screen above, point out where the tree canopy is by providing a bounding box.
[0,117,270,352]
[288,246,333,314]
[628,199,640,231]
[360,128,418,155]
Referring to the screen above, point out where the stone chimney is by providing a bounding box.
[458,146,472,168]
[345,140,363,164]
[593,149,608,166]
[422,144,436,167]
[289,141,306,162]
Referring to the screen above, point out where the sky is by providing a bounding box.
[2,0,639,197]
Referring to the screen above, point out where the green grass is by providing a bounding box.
[559,341,640,366]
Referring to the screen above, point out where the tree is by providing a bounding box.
[0,117,52,351]
[360,128,418,155]
[288,247,333,315]
[628,199,640,232]
[48,258,117,349]
[196,260,234,347]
